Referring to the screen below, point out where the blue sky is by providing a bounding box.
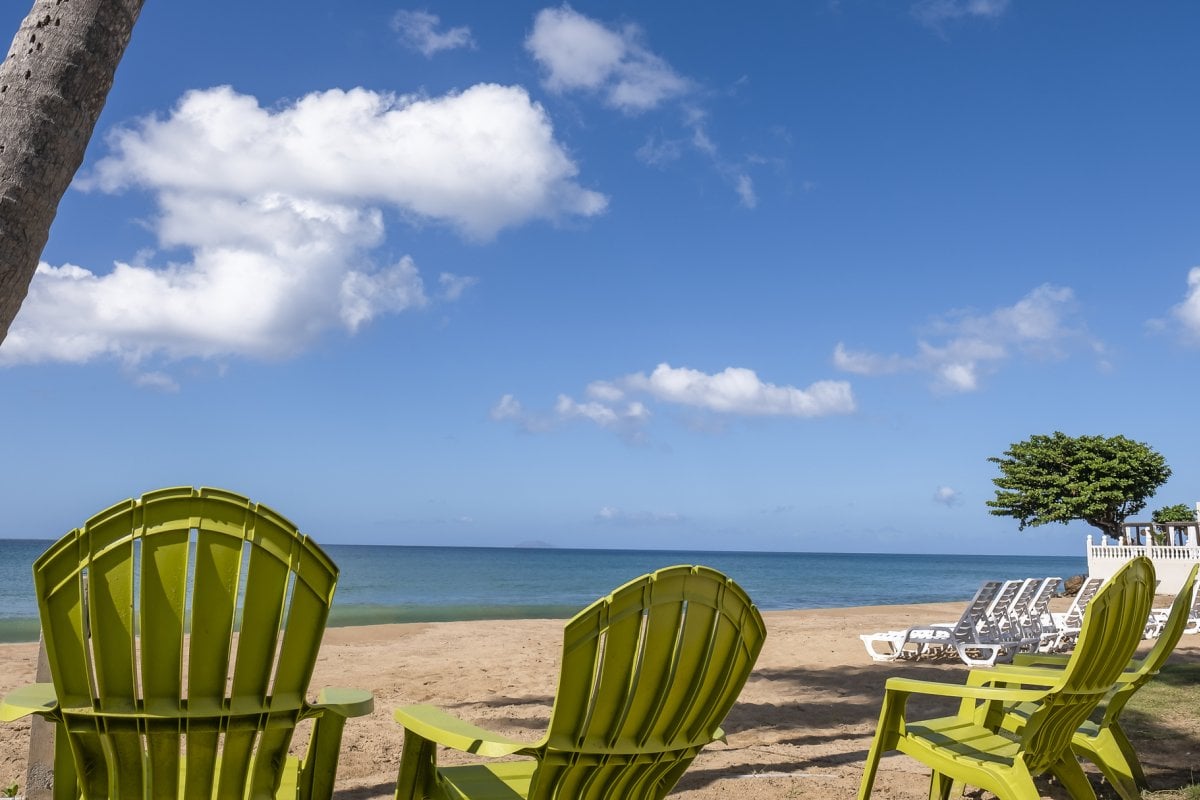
[2,0,1198,555]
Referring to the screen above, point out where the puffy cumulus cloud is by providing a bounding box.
[493,362,854,440]
[618,363,855,417]
[525,6,687,113]
[528,7,760,209]
[933,486,961,507]
[84,84,606,240]
[2,84,605,370]
[912,0,1009,28]
[1172,267,1200,339]
[833,284,1094,394]
[391,9,474,57]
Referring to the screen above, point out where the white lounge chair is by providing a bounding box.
[860,580,1004,664]
[1147,580,1200,638]
[1048,576,1104,651]
[1019,576,1062,651]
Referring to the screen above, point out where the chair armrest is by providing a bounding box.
[884,675,1046,705]
[394,704,537,758]
[312,687,374,719]
[1012,652,1071,668]
[965,665,1060,688]
[0,683,58,723]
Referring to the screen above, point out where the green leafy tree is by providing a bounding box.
[987,432,1171,544]
[1153,503,1196,545]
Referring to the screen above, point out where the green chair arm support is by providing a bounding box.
[394,704,537,758]
[884,675,1047,705]
[312,687,375,719]
[297,688,374,800]
[1012,652,1071,668]
[965,665,1061,688]
[0,683,58,723]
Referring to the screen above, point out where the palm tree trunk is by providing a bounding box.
[0,0,144,343]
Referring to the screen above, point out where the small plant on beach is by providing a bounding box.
[987,432,1170,543]
[2,783,18,798]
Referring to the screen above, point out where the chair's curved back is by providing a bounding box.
[534,565,766,800]
[35,486,337,799]
[1019,557,1156,774]
[1099,563,1200,726]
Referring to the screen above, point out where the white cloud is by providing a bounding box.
[912,0,1010,27]
[84,84,606,239]
[1172,267,1200,339]
[1,84,605,369]
[595,506,683,525]
[438,273,478,302]
[525,6,687,113]
[622,363,855,417]
[494,362,854,439]
[933,486,961,507]
[832,284,1093,393]
[392,9,474,57]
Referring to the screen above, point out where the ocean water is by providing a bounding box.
[0,539,1087,643]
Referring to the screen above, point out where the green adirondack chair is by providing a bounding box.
[965,562,1200,800]
[858,556,1156,800]
[392,564,766,800]
[0,486,373,800]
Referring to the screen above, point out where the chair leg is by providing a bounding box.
[395,729,442,800]
[928,770,953,800]
[1074,728,1146,800]
[1049,755,1097,800]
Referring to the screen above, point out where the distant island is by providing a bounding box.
[513,540,556,548]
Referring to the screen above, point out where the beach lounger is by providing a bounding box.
[1019,577,1061,651]
[1048,576,1104,651]
[858,556,1156,800]
[860,580,1020,666]
[1147,575,1200,638]
[0,487,373,799]
[392,564,766,800]
[968,563,1198,800]
[998,578,1043,653]
[859,580,1001,662]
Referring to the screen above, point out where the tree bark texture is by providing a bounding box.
[0,0,144,343]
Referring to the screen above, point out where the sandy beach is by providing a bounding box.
[2,601,1197,799]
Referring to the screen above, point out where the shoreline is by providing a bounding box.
[4,600,1198,798]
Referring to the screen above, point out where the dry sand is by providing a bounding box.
[2,600,1197,799]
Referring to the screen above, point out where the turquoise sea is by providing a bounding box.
[0,539,1087,643]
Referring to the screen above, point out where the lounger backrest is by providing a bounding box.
[539,565,766,800]
[950,581,1003,640]
[1006,578,1039,623]
[1062,577,1104,628]
[1019,557,1155,775]
[34,486,338,799]
[985,580,1022,622]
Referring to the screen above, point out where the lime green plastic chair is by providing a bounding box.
[0,486,373,800]
[966,562,1200,800]
[858,556,1156,800]
[393,564,766,800]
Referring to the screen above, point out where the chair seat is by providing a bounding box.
[439,762,534,800]
[903,717,1023,768]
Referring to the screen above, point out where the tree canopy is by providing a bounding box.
[987,432,1171,542]
[1152,503,1195,523]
